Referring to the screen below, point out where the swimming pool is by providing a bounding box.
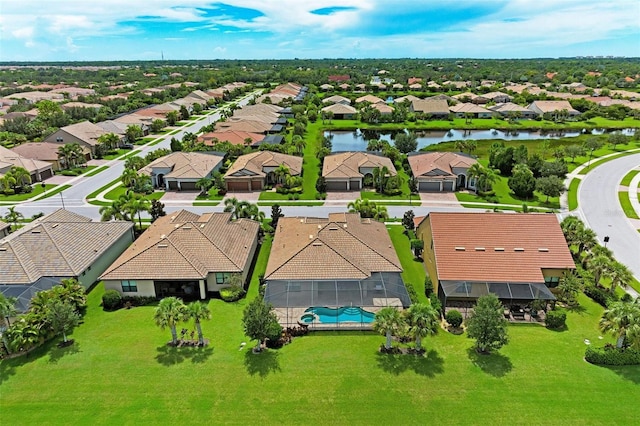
[301,306,375,324]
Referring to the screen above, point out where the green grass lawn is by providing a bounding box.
[0,184,57,202]
[388,225,427,303]
[2,277,638,425]
[456,174,560,209]
[194,188,224,201]
[101,149,130,160]
[102,185,165,202]
[568,178,581,211]
[257,201,324,206]
[621,169,640,187]
[578,151,639,175]
[618,191,640,219]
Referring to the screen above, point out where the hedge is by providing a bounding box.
[545,309,567,329]
[585,345,640,365]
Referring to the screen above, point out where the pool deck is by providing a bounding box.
[274,301,404,330]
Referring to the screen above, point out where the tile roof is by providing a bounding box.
[0,209,133,285]
[322,152,396,179]
[449,103,493,114]
[198,131,264,146]
[527,100,580,114]
[215,119,272,134]
[321,103,357,114]
[225,151,302,178]
[0,220,9,234]
[408,152,477,178]
[411,99,450,114]
[0,146,53,174]
[322,95,351,105]
[140,152,224,180]
[101,211,259,280]
[426,212,575,283]
[265,213,402,280]
[356,95,384,104]
[50,121,107,146]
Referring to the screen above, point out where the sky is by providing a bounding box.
[0,0,639,61]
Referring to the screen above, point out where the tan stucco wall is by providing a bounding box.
[103,279,156,297]
[77,227,134,288]
[416,216,439,294]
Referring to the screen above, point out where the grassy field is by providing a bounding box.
[568,178,581,211]
[618,191,640,219]
[102,184,165,202]
[102,149,130,160]
[83,165,109,177]
[2,224,640,424]
[621,169,640,187]
[388,225,427,303]
[0,184,57,202]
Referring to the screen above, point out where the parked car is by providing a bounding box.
[120,143,135,149]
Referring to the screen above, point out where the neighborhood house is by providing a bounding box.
[408,152,477,192]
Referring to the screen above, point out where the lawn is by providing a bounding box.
[388,225,427,303]
[578,151,639,175]
[0,184,57,202]
[84,165,109,177]
[618,191,640,219]
[2,277,638,425]
[101,149,130,160]
[102,184,165,202]
[620,169,640,187]
[194,188,224,201]
[568,178,581,211]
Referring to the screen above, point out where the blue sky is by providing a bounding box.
[1,1,638,61]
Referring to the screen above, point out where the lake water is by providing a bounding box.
[326,128,636,152]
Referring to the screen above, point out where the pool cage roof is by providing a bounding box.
[440,281,555,303]
[264,272,412,309]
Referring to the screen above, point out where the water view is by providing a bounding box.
[326,128,635,152]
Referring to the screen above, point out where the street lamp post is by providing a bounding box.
[41,182,65,209]
[604,236,610,247]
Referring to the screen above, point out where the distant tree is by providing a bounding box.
[97,132,120,150]
[165,111,179,126]
[394,132,418,154]
[150,119,165,133]
[410,239,424,258]
[583,137,603,166]
[540,161,568,179]
[609,132,627,150]
[170,137,182,152]
[195,177,213,196]
[179,105,190,120]
[513,144,528,165]
[125,125,143,144]
[46,299,81,345]
[408,176,418,194]
[4,206,24,232]
[402,210,415,232]
[348,198,388,221]
[466,294,509,354]
[508,164,536,198]
[149,199,166,222]
[564,145,585,163]
[242,297,281,352]
[154,297,187,346]
[536,175,565,202]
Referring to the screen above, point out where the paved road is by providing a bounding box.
[577,153,640,280]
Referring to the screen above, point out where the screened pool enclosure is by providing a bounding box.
[264,272,411,329]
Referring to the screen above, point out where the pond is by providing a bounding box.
[326,128,636,152]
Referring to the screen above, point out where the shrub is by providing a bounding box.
[446,309,463,328]
[621,293,633,303]
[60,169,81,176]
[584,284,618,308]
[424,276,434,297]
[3,189,15,195]
[545,309,567,329]
[404,282,419,303]
[102,290,122,311]
[429,294,442,316]
[220,285,246,302]
[585,345,640,365]
[121,295,157,307]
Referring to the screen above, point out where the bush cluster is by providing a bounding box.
[404,282,419,304]
[584,284,618,308]
[445,309,463,328]
[102,290,122,311]
[545,309,567,329]
[585,345,640,365]
[220,286,246,302]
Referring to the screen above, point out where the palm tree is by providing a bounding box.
[0,173,17,193]
[121,168,138,188]
[9,166,31,190]
[124,156,146,171]
[291,135,305,155]
[187,301,211,346]
[466,163,485,193]
[348,198,388,221]
[98,132,119,150]
[373,307,403,350]
[273,164,291,185]
[589,254,612,286]
[5,317,40,353]
[575,227,598,256]
[100,202,127,222]
[406,302,439,351]
[4,206,24,232]
[154,297,187,346]
[223,197,240,219]
[607,261,633,294]
[195,177,213,196]
[599,301,640,348]
[57,144,72,170]
[0,293,18,353]
[123,193,151,230]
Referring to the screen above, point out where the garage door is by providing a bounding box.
[442,181,455,191]
[168,181,178,190]
[349,180,361,191]
[227,181,249,192]
[250,179,263,191]
[326,180,348,191]
[40,169,53,180]
[180,182,197,191]
[419,181,440,192]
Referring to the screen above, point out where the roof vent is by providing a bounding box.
[343,223,347,228]
[174,224,180,228]
[317,224,322,229]
[538,247,549,252]
[312,242,323,246]
[158,244,168,248]
[200,224,205,228]
[475,247,485,251]
[300,219,304,223]
[514,247,525,252]
[0,247,7,251]
[31,230,41,234]
[52,223,59,228]
[494,247,505,252]
[309,234,314,239]
[329,227,339,230]
[160,234,166,239]
[455,246,465,251]
[182,225,192,230]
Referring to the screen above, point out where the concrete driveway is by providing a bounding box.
[578,153,640,281]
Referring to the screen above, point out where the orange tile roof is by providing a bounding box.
[408,152,477,178]
[425,212,575,283]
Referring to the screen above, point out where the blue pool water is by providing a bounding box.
[302,306,375,324]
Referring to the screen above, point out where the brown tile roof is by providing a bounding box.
[198,131,263,146]
[101,211,259,280]
[323,152,396,179]
[11,142,64,162]
[225,151,302,179]
[426,212,575,283]
[449,103,493,114]
[50,121,107,146]
[356,95,384,104]
[0,209,133,285]
[141,152,224,180]
[0,220,9,234]
[215,119,272,134]
[527,100,579,114]
[0,146,53,174]
[265,213,402,280]
[408,152,477,178]
[321,103,357,114]
[322,95,351,105]
[411,99,450,114]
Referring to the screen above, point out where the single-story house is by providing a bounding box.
[408,152,477,192]
[416,212,575,307]
[321,103,357,120]
[225,151,302,192]
[527,101,581,118]
[449,103,494,118]
[322,95,352,105]
[410,99,450,118]
[0,209,134,311]
[319,84,334,91]
[140,152,224,191]
[488,102,539,119]
[452,93,488,104]
[322,152,396,191]
[356,95,384,104]
[483,92,512,103]
[44,121,107,159]
[264,213,411,326]
[0,146,54,181]
[395,95,421,104]
[371,103,394,115]
[10,142,66,171]
[101,211,260,300]
[215,119,278,134]
[198,130,264,147]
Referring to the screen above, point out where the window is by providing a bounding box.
[215,273,226,285]
[122,280,137,292]
[544,276,560,288]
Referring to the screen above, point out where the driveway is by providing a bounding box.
[419,191,460,205]
[161,191,200,202]
[578,153,640,281]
